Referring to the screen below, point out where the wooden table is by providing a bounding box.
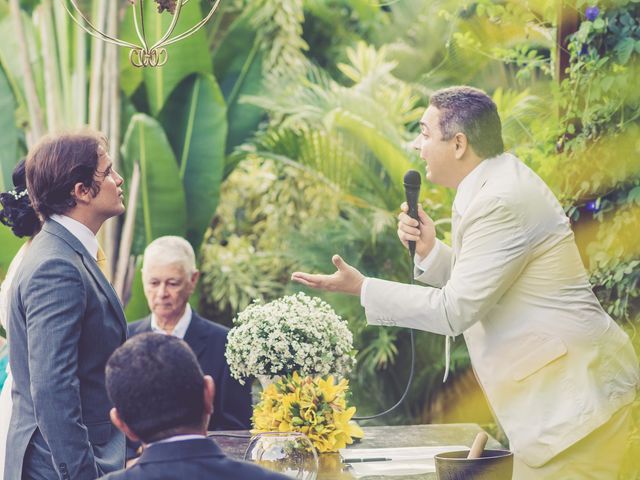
[210,423,503,479]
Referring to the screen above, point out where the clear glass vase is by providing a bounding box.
[256,374,282,390]
[244,431,319,479]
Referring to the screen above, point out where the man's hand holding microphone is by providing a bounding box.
[396,202,436,261]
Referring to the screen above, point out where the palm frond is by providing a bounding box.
[493,87,549,150]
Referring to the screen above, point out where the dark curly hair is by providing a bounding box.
[0,158,41,238]
[26,130,107,219]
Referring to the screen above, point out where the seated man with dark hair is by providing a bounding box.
[100,333,290,480]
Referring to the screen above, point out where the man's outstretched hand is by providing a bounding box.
[291,255,365,296]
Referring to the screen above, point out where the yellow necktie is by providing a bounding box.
[96,245,109,279]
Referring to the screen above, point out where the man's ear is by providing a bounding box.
[203,375,215,416]
[189,270,200,290]
[110,407,141,443]
[453,132,468,160]
[71,182,92,206]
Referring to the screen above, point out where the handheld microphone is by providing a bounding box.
[403,170,422,258]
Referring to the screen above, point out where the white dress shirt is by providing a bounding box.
[151,304,193,339]
[147,433,206,447]
[50,214,99,260]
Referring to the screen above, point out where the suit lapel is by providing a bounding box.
[82,255,127,331]
[183,312,208,359]
[451,162,492,265]
[43,220,127,333]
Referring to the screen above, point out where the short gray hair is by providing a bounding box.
[142,236,197,276]
[429,86,504,159]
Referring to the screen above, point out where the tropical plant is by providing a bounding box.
[200,0,640,434]
[0,0,320,320]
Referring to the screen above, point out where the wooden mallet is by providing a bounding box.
[467,432,489,459]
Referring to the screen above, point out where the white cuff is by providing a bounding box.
[360,278,369,307]
[415,240,442,273]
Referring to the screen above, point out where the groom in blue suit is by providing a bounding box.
[6,132,127,479]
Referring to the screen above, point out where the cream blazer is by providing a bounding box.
[363,153,639,467]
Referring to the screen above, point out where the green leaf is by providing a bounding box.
[124,265,150,321]
[159,73,227,251]
[213,13,264,154]
[0,63,18,191]
[331,109,412,208]
[118,9,143,98]
[0,225,25,281]
[119,0,212,114]
[628,186,640,205]
[600,75,614,92]
[121,113,187,255]
[615,37,635,65]
[0,11,44,123]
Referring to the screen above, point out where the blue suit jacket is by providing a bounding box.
[5,220,126,480]
[98,438,291,480]
[128,312,252,431]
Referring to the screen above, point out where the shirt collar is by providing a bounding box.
[50,214,99,260]
[150,304,192,340]
[452,155,496,217]
[147,433,206,447]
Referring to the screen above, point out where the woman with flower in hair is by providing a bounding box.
[0,158,41,476]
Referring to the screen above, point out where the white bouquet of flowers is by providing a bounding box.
[225,292,356,384]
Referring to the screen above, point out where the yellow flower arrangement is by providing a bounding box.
[252,372,364,453]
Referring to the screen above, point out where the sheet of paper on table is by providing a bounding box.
[339,445,468,478]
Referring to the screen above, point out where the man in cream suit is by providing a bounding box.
[6,132,127,479]
[292,86,639,478]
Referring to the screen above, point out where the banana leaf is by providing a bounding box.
[213,13,264,155]
[0,9,45,124]
[124,265,149,323]
[120,113,187,255]
[119,0,212,115]
[0,225,24,281]
[159,73,226,251]
[0,63,18,191]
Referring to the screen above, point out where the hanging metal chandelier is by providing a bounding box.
[60,0,221,67]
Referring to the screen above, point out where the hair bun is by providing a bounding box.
[0,159,40,238]
[0,187,39,238]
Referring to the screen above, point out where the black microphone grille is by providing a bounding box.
[403,169,421,187]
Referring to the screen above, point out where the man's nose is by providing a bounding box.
[410,135,421,150]
[158,284,168,297]
[114,169,124,186]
